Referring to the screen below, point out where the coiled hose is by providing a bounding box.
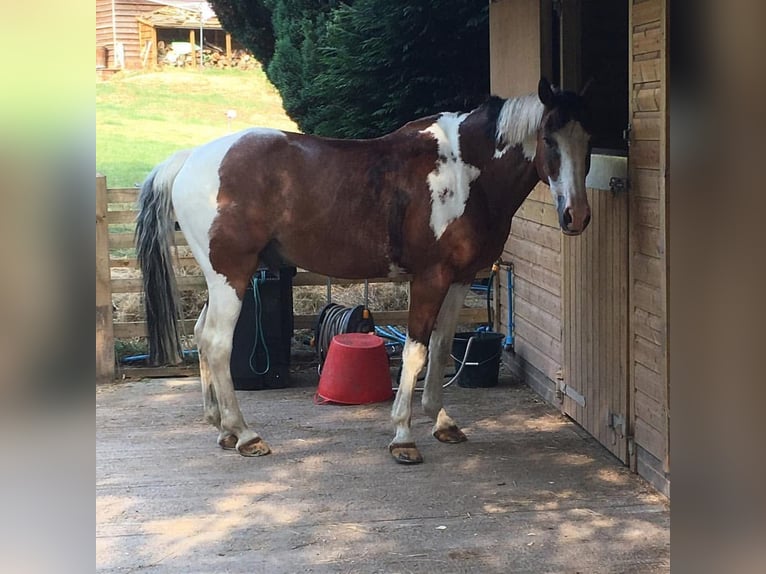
[314,303,375,373]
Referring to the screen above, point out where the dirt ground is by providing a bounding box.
[96,364,669,573]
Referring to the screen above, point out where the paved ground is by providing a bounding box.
[97,366,669,573]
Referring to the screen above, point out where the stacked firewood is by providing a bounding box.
[204,49,260,70]
[157,41,260,70]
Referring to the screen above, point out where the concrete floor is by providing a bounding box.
[96,366,669,573]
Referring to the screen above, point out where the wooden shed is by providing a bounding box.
[490,0,669,497]
[96,0,229,70]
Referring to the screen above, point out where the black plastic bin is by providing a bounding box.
[451,331,504,388]
[231,266,295,390]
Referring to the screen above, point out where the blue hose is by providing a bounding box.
[120,349,198,364]
[505,265,514,349]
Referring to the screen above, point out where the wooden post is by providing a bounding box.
[96,174,115,383]
[189,30,196,68]
[151,27,158,68]
[225,32,232,66]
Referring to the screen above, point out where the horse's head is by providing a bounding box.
[534,78,592,235]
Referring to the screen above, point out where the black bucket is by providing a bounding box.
[451,331,504,388]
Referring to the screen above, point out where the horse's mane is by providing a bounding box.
[494,94,544,153]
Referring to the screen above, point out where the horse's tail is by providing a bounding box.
[135,150,192,366]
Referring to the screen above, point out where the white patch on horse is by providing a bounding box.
[494,94,545,160]
[391,337,428,445]
[421,113,481,240]
[547,121,590,210]
[172,128,286,263]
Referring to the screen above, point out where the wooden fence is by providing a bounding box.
[96,174,490,382]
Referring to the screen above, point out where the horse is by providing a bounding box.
[136,77,592,464]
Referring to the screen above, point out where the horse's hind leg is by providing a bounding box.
[422,283,470,443]
[195,302,234,444]
[200,279,270,456]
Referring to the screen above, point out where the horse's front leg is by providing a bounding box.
[422,283,471,443]
[389,276,449,464]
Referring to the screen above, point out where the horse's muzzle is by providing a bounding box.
[560,205,591,235]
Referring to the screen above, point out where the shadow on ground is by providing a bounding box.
[97,363,669,573]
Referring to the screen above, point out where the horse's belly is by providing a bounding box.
[278,228,394,280]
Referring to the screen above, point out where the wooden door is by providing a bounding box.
[561,181,630,462]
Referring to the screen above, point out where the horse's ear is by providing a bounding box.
[538,77,554,107]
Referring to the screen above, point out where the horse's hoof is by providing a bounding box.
[389,442,424,464]
[237,437,271,457]
[433,425,467,444]
[218,434,238,450]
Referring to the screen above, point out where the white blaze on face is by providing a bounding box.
[547,120,590,212]
[421,113,481,240]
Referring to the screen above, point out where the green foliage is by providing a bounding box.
[208,0,488,138]
[206,0,276,65]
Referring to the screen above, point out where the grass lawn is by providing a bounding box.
[96,67,298,188]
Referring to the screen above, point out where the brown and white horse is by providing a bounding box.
[136,78,592,464]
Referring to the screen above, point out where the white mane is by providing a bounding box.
[494,94,544,160]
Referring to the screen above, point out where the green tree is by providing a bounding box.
[209,0,488,138]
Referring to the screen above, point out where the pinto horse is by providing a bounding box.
[136,78,592,464]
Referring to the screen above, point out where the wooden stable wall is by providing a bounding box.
[562,187,630,464]
[489,0,670,496]
[96,0,160,69]
[629,0,670,494]
[497,184,563,389]
[491,0,563,397]
[95,175,488,381]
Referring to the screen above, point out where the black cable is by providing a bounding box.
[314,303,375,373]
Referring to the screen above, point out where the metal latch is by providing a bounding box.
[609,176,627,194]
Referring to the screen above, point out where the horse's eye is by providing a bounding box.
[543,136,555,148]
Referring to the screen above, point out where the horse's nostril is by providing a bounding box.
[583,214,591,229]
[563,208,573,227]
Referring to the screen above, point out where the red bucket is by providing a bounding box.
[316,333,393,405]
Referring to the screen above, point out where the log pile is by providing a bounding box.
[157,41,260,70]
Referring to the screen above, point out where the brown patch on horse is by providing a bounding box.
[209,128,448,288]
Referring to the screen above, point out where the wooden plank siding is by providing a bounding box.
[629,0,669,486]
[498,182,564,389]
[562,187,630,463]
[489,0,561,401]
[96,2,115,51]
[96,0,160,69]
[96,0,225,70]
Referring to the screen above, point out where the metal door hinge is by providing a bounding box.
[608,412,626,438]
[556,380,586,407]
[623,122,632,145]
